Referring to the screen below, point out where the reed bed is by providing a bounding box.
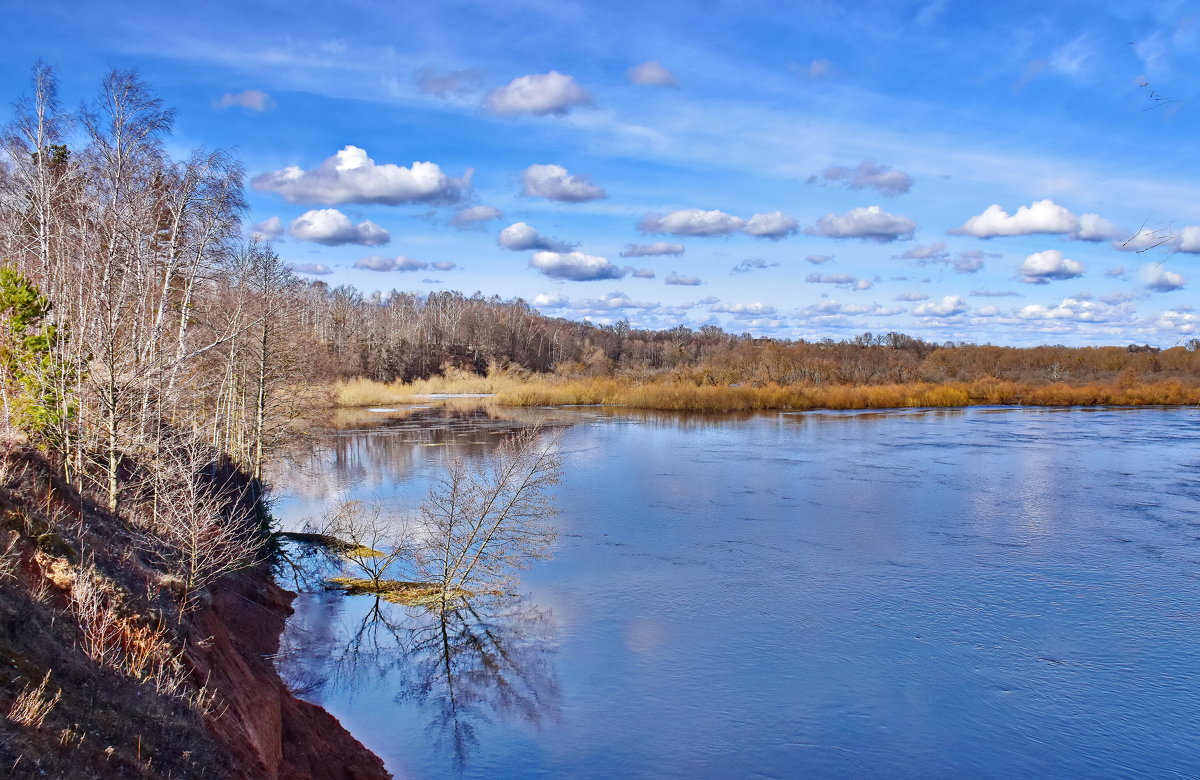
[334,373,1200,413]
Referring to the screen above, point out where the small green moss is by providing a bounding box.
[326,577,472,606]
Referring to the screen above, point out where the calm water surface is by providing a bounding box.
[273,405,1200,778]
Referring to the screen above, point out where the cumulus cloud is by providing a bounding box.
[819,159,912,197]
[1142,264,1186,292]
[414,66,483,97]
[431,261,457,271]
[1018,297,1129,322]
[529,251,625,281]
[450,206,502,230]
[1018,249,1085,283]
[628,267,656,278]
[485,71,591,116]
[572,292,660,312]
[733,259,778,273]
[951,199,1114,240]
[289,209,390,246]
[288,262,331,275]
[665,272,702,286]
[253,146,471,206]
[946,250,988,273]
[532,291,570,308]
[805,254,834,264]
[214,89,275,111]
[627,61,679,87]
[354,255,427,272]
[806,273,873,290]
[895,292,929,301]
[709,301,777,316]
[798,299,903,319]
[620,242,684,257]
[639,208,746,236]
[805,206,916,243]
[251,216,284,240]
[1114,225,1200,254]
[497,222,574,252]
[1074,213,1120,241]
[522,164,606,202]
[744,211,799,240]
[913,295,968,317]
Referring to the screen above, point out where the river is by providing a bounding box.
[271,404,1200,778]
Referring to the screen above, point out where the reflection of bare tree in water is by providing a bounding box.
[398,595,560,771]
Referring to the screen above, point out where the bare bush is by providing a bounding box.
[6,671,61,729]
[323,499,413,590]
[140,435,266,612]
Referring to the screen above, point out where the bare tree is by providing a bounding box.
[418,426,561,607]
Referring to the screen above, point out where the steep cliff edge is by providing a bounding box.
[0,443,388,779]
[192,565,390,780]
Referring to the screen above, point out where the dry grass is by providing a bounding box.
[6,671,61,729]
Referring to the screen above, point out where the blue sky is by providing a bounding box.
[4,0,1200,346]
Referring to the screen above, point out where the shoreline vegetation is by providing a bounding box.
[334,373,1200,414]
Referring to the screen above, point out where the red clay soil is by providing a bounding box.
[190,566,390,780]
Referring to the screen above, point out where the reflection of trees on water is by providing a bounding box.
[398,596,559,771]
[271,406,572,505]
[276,590,559,771]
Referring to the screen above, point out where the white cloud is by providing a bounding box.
[895,292,929,301]
[354,255,428,272]
[573,292,659,311]
[976,305,1000,317]
[1114,225,1200,254]
[522,164,606,202]
[805,273,872,289]
[530,251,625,281]
[214,89,275,111]
[532,291,570,308]
[639,208,746,236]
[913,295,968,317]
[1018,249,1085,283]
[950,199,1111,240]
[288,209,389,246]
[253,146,471,205]
[627,61,679,87]
[1142,264,1187,292]
[710,301,777,316]
[450,205,502,230]
[744,210,799,240]
[898,242,988,273]
[1018,297,1128,322]
[251,216,284,240]
[485,71,591,116]
[620,242,684,257]
[820,159,912,197]
[733,259,778,272]
[628,267,656,278]
[805,206,916,242]
[805,254,834,264]
[1154,309,1200,334]
[1073,213,1120,241]
[288,262,331,275]
[971,288,1023,298]
[665,272,702,286]
[431,261,457,271]
[497,222,573,252]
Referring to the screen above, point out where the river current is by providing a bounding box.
[272,405,1200,778]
